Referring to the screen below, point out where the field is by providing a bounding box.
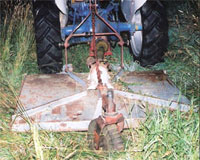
[0,1,199,160]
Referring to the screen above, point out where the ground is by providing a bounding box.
[0,1,199,160]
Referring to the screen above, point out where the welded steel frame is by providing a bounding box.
[64,0,125,71]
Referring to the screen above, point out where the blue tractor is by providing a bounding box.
[32,0,168,74]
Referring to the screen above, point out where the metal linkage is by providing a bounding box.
[64,0,125,72]
[87,0,125,150]
[62,0,126,150]
[91,1,103,87]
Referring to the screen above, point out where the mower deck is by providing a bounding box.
[11,71,190,132]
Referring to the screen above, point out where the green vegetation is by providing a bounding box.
[0,2,199,160]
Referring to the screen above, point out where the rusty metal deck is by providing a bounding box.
[11,71,190,132]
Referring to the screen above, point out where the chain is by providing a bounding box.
[91,2,102,86]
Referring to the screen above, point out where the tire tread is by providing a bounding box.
[32,1,62,73]
[136,0,168,66]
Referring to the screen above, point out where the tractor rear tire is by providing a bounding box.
[102,124,124,151]
[32,1,63,73]
[133,0,168,67]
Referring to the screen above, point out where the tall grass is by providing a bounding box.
[0,4,37,84]
[0,2,199,160]
[137,109,199,159]
[0,3,43,160]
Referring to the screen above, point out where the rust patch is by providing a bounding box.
[20,95,27,99]
[60,123,67,127]
[27,74,74,85]
[66,101,84,118]
[19,119,26,124]
[126,70,168,82]
[66,81,75,88]
[32,113,42,122]
[48,120,62,122]
[18,74,86,110]
[27,98,37,105]
[28,77,46,85]
[52,107,61,114]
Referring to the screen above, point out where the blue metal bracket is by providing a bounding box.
[62,2,142,44]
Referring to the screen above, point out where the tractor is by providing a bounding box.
[32,0,168,73]
[12,0,188,151]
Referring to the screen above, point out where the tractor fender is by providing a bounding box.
[55,0,67,14]
[33,0,67,14]
[121,0,147,22]
[121,0,147,57]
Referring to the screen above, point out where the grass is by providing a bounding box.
[0,2,199,160]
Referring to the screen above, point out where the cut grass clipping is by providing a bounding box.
[0,2,199,160]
